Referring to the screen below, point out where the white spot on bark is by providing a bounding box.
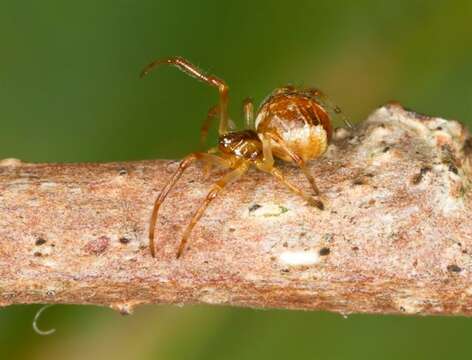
[248,203,289,217]
[279,250,320,266]
[40,182,57,190]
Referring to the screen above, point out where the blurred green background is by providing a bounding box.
[1,0,472,359]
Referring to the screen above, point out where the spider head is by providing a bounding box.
[218,130,262,161]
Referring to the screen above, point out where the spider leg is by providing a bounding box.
[242,97,255,129]
[258,134,274,172]
[202,147,224,179]
[200,105,219,149]
[264,132,321,196]
[149,152,232,257]
[200,105,237,150]
[176,162,249,258]
[310,88,353,129]
[255,160,324,210]
[140,57,230,135]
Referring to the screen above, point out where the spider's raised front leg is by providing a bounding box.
[140,57,231,135]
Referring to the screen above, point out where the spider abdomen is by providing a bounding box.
[255,88,333,163]
[273,123,328,162]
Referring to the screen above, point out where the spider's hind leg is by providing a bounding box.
[255,160,324,210]
[310,88,354,129]
[264,132,321,196]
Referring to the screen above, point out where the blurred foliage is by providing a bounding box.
[1,0,472,359]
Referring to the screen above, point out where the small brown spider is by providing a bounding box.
[141,57,352,258]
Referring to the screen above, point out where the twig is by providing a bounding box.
[0,103,471,316]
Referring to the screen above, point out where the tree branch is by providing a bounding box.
[1,103,471,316]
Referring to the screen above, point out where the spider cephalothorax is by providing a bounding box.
[218,130,262,161]
[141,57,352,258]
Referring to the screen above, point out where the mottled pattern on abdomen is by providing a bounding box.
[272,124,328,162]
[255,90,331,162]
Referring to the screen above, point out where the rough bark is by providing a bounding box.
[0,103,471,316]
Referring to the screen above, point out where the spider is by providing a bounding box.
[141,57,352,258]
